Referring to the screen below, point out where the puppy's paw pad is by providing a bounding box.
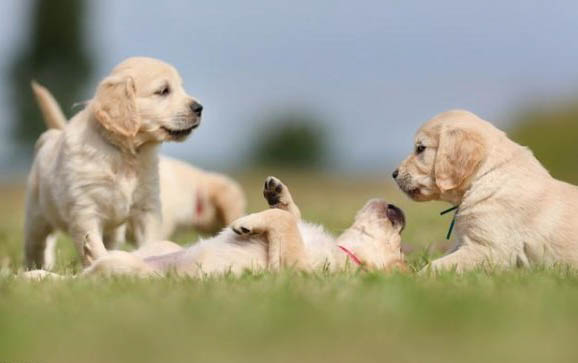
[231,218,258,237]
[232,226,251,235]
[263,176,286,206]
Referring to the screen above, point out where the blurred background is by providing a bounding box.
[1,0,577,180]
[2,4,578,361]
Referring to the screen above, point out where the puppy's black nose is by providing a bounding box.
[190,102,203,117]
[392,169,399,179]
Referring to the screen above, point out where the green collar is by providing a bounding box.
[440,205,459,240]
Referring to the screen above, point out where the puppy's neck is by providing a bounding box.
[440,135,528,206]
[336,233,404,271]
[87,113,146,156]
[440,188,468,206]
[457,138,544,209]
[78,113,159,170]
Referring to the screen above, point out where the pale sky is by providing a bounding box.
[1,0,578,174]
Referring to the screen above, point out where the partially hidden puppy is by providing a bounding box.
[27,177,406,278]
[25,57,203,268]
[158,156,246,238]
[393,110,578,272]
[32,82,246,241]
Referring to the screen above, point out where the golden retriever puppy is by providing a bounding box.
[32,83,245,242]
[25,57,203,268]
[77,176,407,278]
[158,156,246,237]
[393,110,578,272]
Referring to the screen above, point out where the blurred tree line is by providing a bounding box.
[510,103,578,184]
[9,0,93,152]
[251,112,331,169]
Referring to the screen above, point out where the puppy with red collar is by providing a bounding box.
[78,176,407,278]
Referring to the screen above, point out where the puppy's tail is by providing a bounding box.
[31,81,67,130]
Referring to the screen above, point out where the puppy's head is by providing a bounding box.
[393,110,487,203]
[336,199,406,271]
[91,57,202,148]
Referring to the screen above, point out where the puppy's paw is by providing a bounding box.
[263,176,288,207]
[231,215,261,237]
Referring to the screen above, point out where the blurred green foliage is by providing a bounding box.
[509,103,578,184]
[9,0,93,150]
[251,112,330,169]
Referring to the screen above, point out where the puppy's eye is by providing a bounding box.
[155,86,171,96]
[415,145,426,154]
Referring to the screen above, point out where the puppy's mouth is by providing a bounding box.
[408,188,421,198]
[395,176,422,200]
[161,124,199,140]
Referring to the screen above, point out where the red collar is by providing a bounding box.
[338,245,365,268]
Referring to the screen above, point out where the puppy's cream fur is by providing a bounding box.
[25,57,202,268]
[394,110,578,272]
[27,177,406,279]
[31,82,246,243]
[158,156,246,237]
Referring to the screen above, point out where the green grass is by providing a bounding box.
[2,172,578,363]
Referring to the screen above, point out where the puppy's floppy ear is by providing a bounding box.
[92,76,140,137]
[434,126,486,192]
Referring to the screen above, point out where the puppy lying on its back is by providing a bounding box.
[26,177,407,279]
[26,57,203,268]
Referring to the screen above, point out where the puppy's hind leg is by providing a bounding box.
[263,176,301,219]
[231,209,309,271]
[43,234,58,270]
[24,209,53,270]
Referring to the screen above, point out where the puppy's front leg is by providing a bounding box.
[423,243,491,273]
[103,225,126,250]
[231,209,309,271]
[70,221,108,266]
[130,209,162,247]
[23,204,53,269]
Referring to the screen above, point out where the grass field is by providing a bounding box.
[2,171,578,363]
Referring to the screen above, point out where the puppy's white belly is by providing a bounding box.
[145,230,268,277]
[299,222,341,270]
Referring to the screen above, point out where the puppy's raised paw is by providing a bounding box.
[263,176,301,219]
[263,176,287,207]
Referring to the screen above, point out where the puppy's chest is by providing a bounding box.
[98,173,141,222]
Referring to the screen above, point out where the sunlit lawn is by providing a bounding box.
[1,171,578,363]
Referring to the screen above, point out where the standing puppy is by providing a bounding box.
[32,83,246,241]
[393,110,578,272]
[25,57,203,268]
